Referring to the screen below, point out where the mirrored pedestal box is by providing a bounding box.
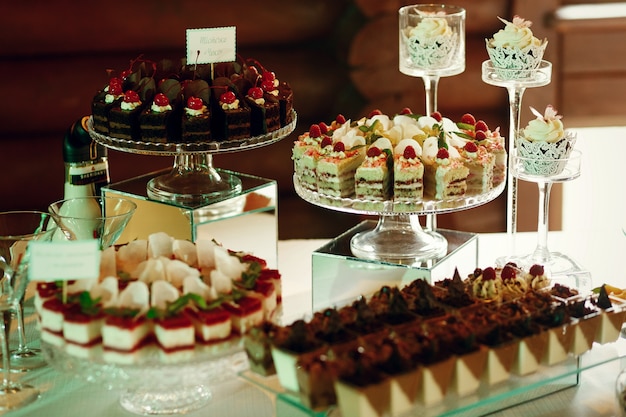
[103,168,278,268]
[311,221,479,310]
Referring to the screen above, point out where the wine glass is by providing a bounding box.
[0,211,56,372]
[0,211,55,409]
[399,4,465,236]
[511,146,582,274]
[481,60,552,262]
[48,196,137,249]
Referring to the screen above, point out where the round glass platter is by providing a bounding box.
[86,111,297,206]
[294,174,505,263]
[41,339,251,415]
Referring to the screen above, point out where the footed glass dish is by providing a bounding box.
[42,340,249,415]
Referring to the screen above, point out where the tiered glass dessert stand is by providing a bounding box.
[41,113,297,415]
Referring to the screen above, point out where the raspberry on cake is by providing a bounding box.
[355,137,394,202]
[421,137,469,200]
[393,138,424,207]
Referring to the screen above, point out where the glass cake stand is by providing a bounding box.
[293,176,505,263]
[87,110,297,207]
[41,340,251,415]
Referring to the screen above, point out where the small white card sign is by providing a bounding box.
[186,27,236,64]
[28,240,100,282]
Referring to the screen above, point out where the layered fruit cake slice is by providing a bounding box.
[316,135,365,199]
[421,136,469,200]
[108,77,155,141]
[393,138,424,205]
[355,137,393,201]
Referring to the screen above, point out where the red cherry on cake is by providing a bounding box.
[403,146,417,159]
[120,69,132,79]
[400,107,413,115]
[187,96,204,110]
[482,267,496,281]
[368,109,383,118]
[336,114,347,124]
[261,71,276,83]
[464,141,479,153]
[320,136,333,148]
[247,87,264,100]
[436,147,449,159]
[461,113,476,125]
[501,265,517,280]
[367,146,382,157]
[475,120,489,132]
[154,93,170,107]
[333,141,346,152]
[319,122,329,134]
[431,111,443,122]
[220,91,237,104]
[108,77,123,95]
[123,90,140,103]
[309,124,322,138]
[260,79,275,92]
[529,264,545,277]
[475,130,488,141]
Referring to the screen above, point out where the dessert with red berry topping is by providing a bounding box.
[91,55,294,143]
[457,140,496,194]
[210,77,251,141]
[244,85,280,136]
[181,80,212,142]
[355,137,394,205]
[393,138,424,208]
[139,79,183,143]
[108,75,155,141]
[316,134,366,199]
[421,135,469,200]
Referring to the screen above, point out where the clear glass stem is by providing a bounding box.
[532,180,552,264]
[423,74,440,232]
[505,85,527,256]
[13,302,27,352]
[422,74,440,116]
[1,310,12,387]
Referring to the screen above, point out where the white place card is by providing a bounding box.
[28,240,100,282]
[186,26,236,64]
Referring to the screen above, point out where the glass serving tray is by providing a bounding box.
[242,337,626,417]
[86,111,297,205]
[293,175,505,216]
[86,110,297,156]
[42,339,249,415]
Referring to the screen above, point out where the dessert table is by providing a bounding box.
[6,126,626,417]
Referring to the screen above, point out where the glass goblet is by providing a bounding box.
[48,196,137,249]
[0,211,55,372]
[0,254,46,409]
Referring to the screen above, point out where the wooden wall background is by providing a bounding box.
[1,0,623,239]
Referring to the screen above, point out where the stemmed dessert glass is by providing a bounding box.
[48,196,137,249]
[0,211,56,410]
[511,147,582,274]
[363,4,465,260]
[0,211,56,373]
[481,60,552,262]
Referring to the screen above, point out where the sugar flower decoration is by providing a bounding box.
[530,105,562,122]
[498,15,533,28]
